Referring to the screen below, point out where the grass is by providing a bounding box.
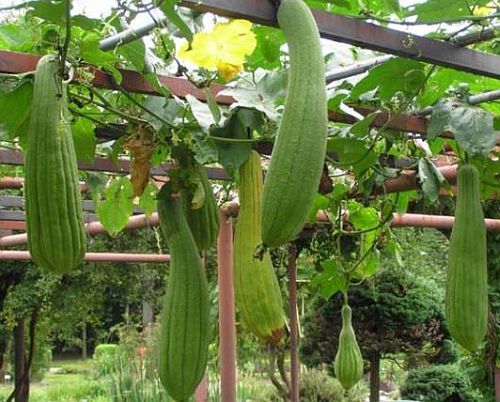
[0,359,107,402]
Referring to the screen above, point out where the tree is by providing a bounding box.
[300,228,450,402]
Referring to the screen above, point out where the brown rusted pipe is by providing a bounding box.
[217,211,237,402]
[0,250,170,263]
[391,213,500,231]
[2,207,500,249]
[372,165,458,195]
[0,213,160,247]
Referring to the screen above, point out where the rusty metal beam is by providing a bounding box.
[0,250,170,263]
[0,149,231,180]
[0,50,497,143]
[2,208,500,249]
[178,0,500,79]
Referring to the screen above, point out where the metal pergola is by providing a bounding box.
[1,0,500,401]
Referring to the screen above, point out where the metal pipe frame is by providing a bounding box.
[177,0,500,79]
[0,250,170,263]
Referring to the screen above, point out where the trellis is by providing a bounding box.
[0,0,500,401]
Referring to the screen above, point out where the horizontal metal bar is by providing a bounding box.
[0,149,231,180]
[99,17,168,51]
[0,250,171,263]
[1,51,497,144]
[0,210,99,223]
[0,196,144,214]
[178,0,500,79]
[326,55,394,83]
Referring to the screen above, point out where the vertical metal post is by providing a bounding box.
[288,245,299,402]
[217,210,237,402]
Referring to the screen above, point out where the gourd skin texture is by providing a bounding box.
[234,151,285,344]
[445,164,487,352]
[25,55,86,274]
[334,305,364,390]
[261,0,328,248]
[157,192,210,401]
[181,164,219,252]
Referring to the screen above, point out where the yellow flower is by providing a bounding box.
[178,19,257,80]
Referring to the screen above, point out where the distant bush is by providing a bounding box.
[93,344,119,376]
[300,366,367,402]
[400,364,482,402]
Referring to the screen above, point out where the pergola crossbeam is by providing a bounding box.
[178,0,500,78]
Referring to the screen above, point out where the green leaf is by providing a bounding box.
[192,136,219,165]
[418,158,445,203]
[209,108,262,175]
[117,39,146,72]
[0,23,34,50]
[96,177,134,235]
[346,201,379,230]
[427,101,452,140]
[27,0,65,24]
[406,0,490,22]
[72,118,96,163]
[138,183,158,217]
[80,33,120,66]
[0,79,33,140]
[72,15,101,30]
[220,70,287,121]
[327,138,377,175]
[186,94,216,131]
[245,26,285,70]
[311,260,348,300]
[143,95,178,131]
[204,88,222,125]
[308,194,331,224]
[349,113,377,137]
[156,0,193,42]
[450,105,497,156]
[351,58,425,100]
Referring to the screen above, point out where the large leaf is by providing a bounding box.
[209,108,262,175]
[138,182,158,217]
[311,259,348,300]
[0,79,33,140]
[220,70,287,121]
[450,105,498,156]
[245,25,285,71]
[96,177,134,235]
[351,58,425,101]
[405,0,491,22]
[72,118,96,163]
[418,158,446,204]
[327,138,377,175]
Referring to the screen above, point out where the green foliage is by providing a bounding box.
[301,228,449,369]
[400,364,483,402]
[299,366,367,402]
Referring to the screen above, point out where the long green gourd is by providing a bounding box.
[234,151,285,344]
[445,164,488,352]
[181,163,219,252]
[334,304,364,390]
[25,55,86,274]
[157,188,210,401]
[261,0,328,248]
